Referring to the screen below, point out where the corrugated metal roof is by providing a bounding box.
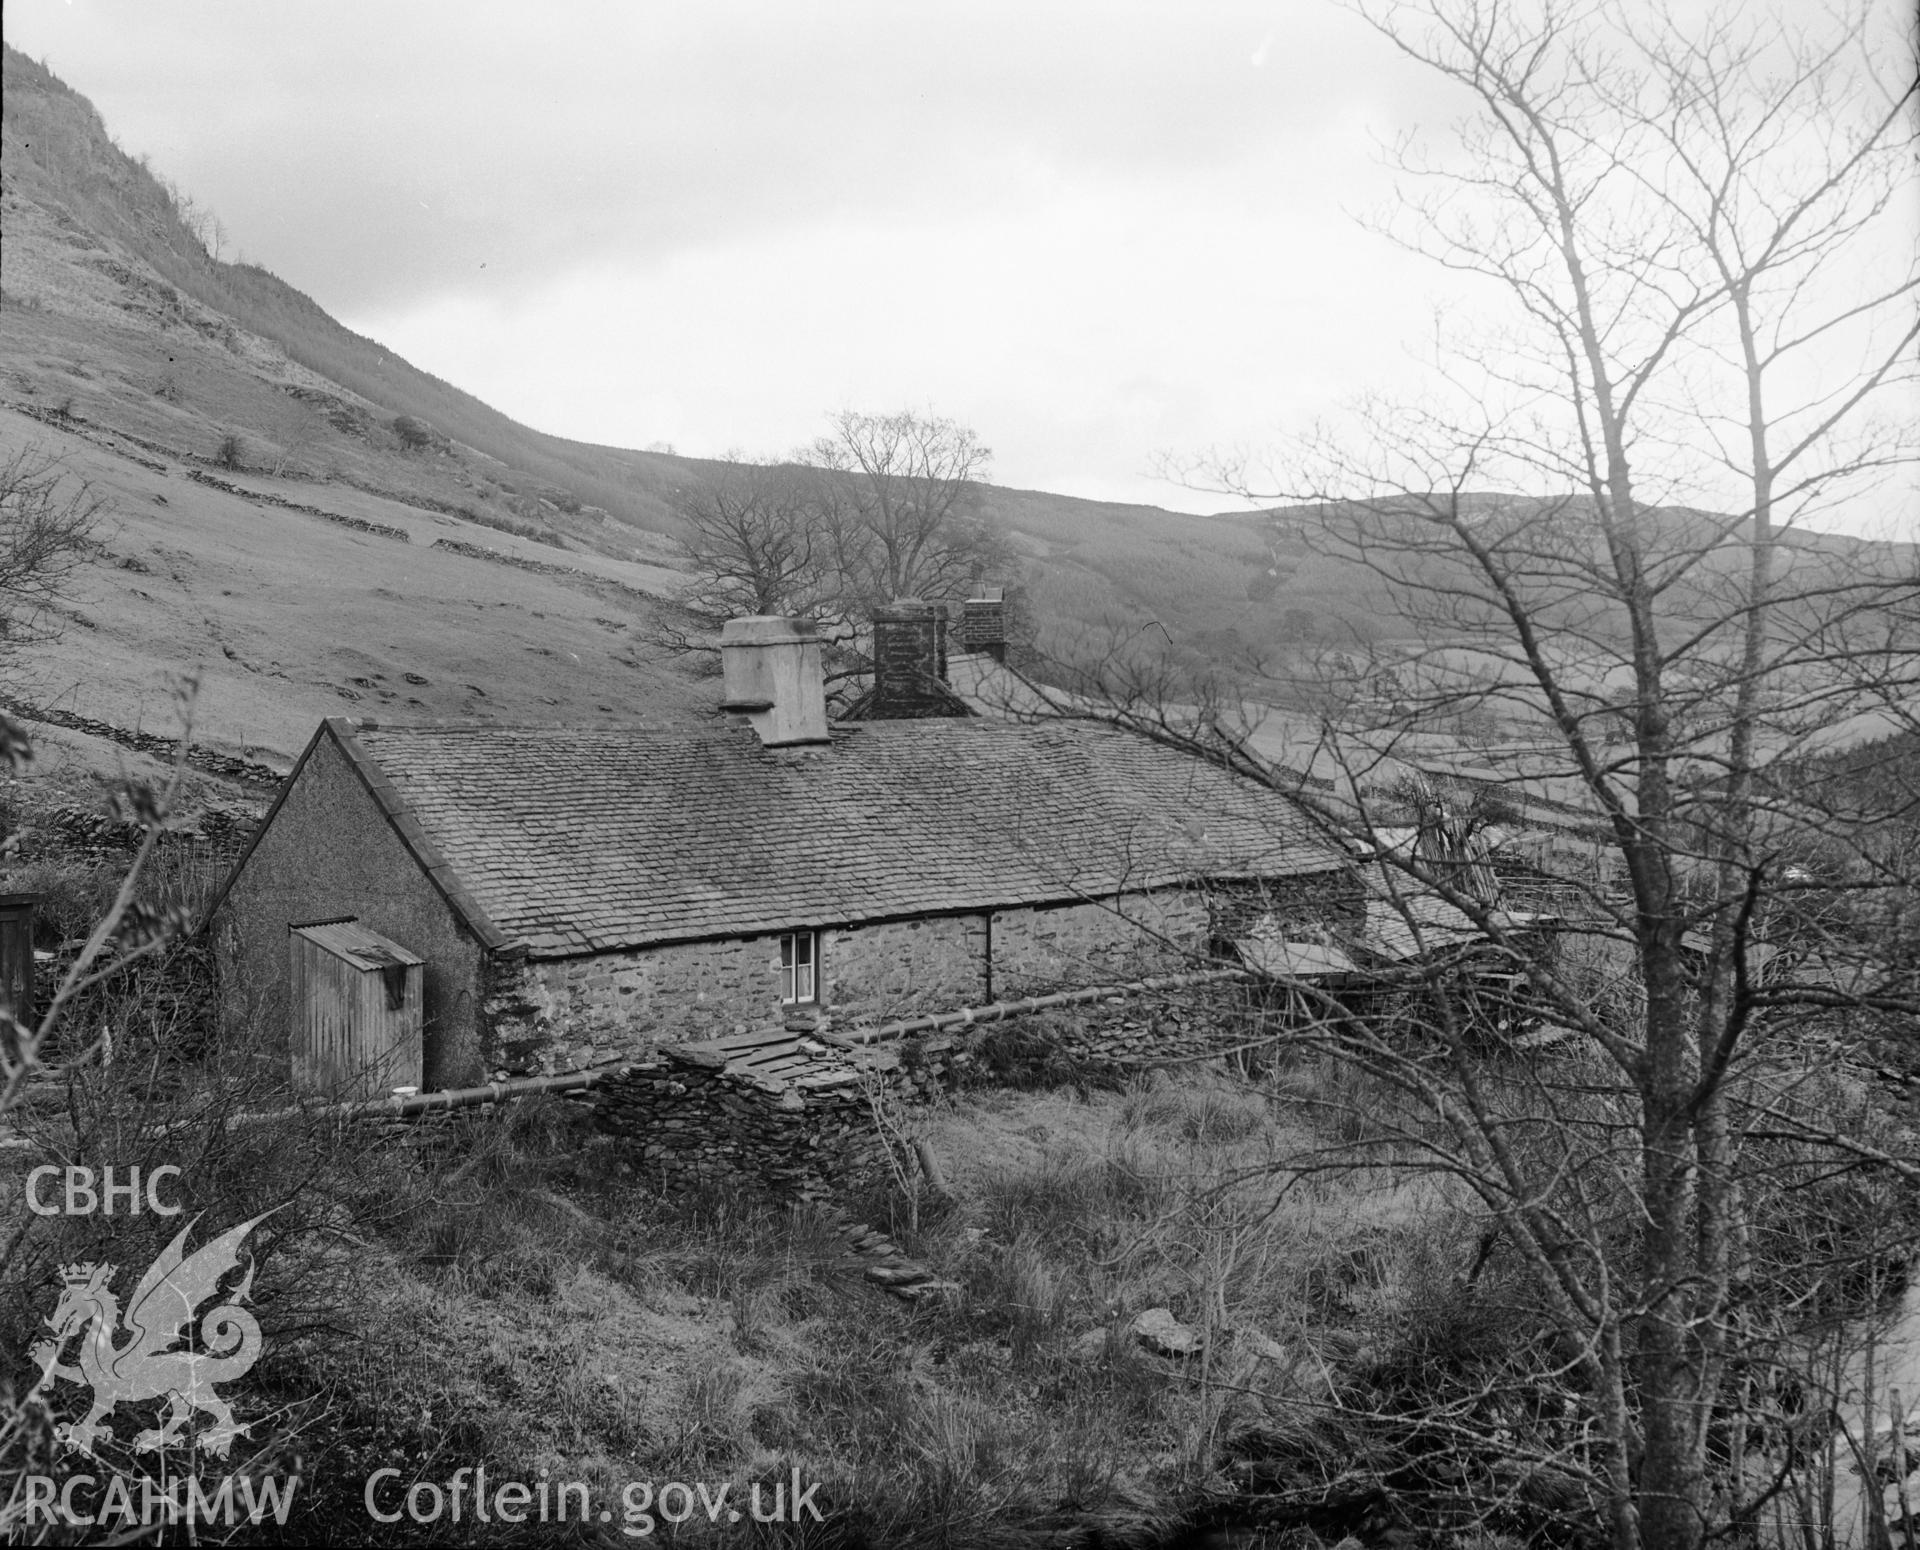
[350,717,1343,957]
[291,919,425,972]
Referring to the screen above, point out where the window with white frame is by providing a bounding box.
[779,931,818,1005]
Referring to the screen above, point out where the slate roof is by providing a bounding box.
[947,650,1062,718]
[672,1028,875,1093]
[341,716,1341,958]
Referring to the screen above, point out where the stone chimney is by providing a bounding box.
[957,586,1007,662]
[857,598,975,719]
[719,616,830,746]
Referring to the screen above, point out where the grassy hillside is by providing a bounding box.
[1,46,698,539]
[0,404,708,770]
[0,41,1390,698]
[8,42,1906,748]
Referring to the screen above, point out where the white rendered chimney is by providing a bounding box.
[719,616,830,747]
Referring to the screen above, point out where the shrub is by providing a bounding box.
[391,414,434,451]
[966,1012,1126,1092]
[214,430,245,469]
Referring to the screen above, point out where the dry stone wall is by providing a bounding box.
[588,986,1260,1203]
[185,470,412,542]
[0,694,282,787]
[428,538,657,604]
[13,404,170,472]
[857,982,1259,1098]
[591,1046,890,1203]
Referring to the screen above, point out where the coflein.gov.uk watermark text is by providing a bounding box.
[365,1467,824,1534]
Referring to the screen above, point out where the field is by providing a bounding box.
[0,399,709,771]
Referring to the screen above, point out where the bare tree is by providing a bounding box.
[1066,3,1920,1544]
[671,456,830,623]
[646,457,840,669]
[0,447,106,673]
[660,414,1012,688]
[802,408,1002,606]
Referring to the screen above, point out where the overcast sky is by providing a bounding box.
[7,1,1916,531]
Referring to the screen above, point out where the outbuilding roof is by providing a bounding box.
[324,716,1341,957]
[290,919,425,972]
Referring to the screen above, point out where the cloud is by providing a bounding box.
[15,0,1906,524]
[9,0,1442,314]
[345,152,1438,509]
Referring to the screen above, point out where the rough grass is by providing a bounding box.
[2,1033,1595,1546]
[0,395,701,773]
[0,823,1626,1549]
[13,997,1902,1544]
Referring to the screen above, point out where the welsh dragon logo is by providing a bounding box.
[30,1210,275,1458]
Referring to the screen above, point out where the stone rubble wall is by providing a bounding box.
[12,404,171,472]
[7,406,584,564]
[867,982,1259,1099]
[0,694,283,788]
[428,538,659,604]
[486,895,1220,1079]
[409,497,564,545]
[591,1045,892,1203]
[587,987,1258,1202]
[185,469,413,542]
[35,799,255,863]
[990,893,1208,1000]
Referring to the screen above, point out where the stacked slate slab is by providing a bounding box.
[592,1030,895,1202]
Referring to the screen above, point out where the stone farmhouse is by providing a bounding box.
[204,606,1356,1094]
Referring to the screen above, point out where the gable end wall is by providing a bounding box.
[209,732,487,1089]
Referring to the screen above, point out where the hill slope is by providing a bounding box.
[0,400,709,770]
[2,43,1350,713]
[10,43,1903,768]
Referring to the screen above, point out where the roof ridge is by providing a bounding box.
[262,713,1344,959]
[352,717,1044,739]
[356,719,701,734]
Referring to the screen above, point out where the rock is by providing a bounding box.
[1130,1307,1203,1357]
[1237,1329,1289,1365]
[1069,1327,1112,1362]
[892,1279,962,1304]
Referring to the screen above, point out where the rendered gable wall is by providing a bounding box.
[209,730,488,1089]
